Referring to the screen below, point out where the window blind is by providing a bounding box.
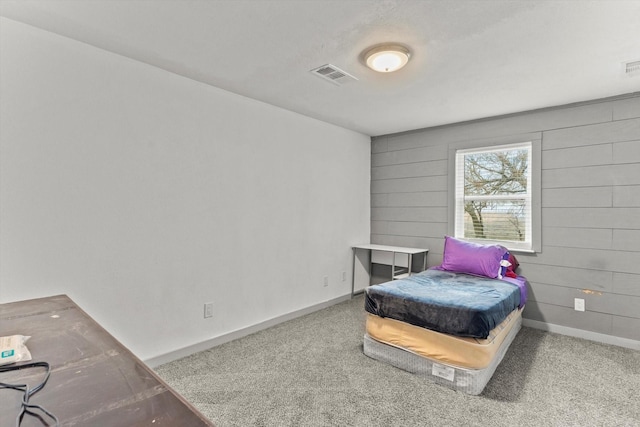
[454,141,533,251]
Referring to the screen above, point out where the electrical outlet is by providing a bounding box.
[204,302,213,318]
[342,271,347,282]
[323,276,329,287]
[574,298,585,312]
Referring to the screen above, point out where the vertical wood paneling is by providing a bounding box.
[612,229,640,252]
[613,272,640,297]
[371,175,447,194]
[371,159,447,180]
[542,207,640,229]
[371,137,388,153]
[613,185,640,207]
[371,93,640,343]
[543,118,640,149]
[520,263,613,292]
[524,301,614,336]
[371,193,388,207]
[370,220,389,235]
[387,191,448,207]
[542,163,640,188]
[372,144,448,167]
[541,143,612,169]
[613,140,640,164]
[543,227,612,250]
[612,96,640,120]
[524,283,639,319]
[612,316,640,341]
[542,187,612,208]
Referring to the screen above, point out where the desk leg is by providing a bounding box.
[408,253,413,277]
[391,252,396,280]
[351,248,356,297]
[352,248,372,297]
[369,250,372,287]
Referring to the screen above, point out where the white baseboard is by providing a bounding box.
[522,319,640,351]
[145,293,353,368]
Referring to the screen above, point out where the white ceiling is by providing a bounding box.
[1,0,639,136]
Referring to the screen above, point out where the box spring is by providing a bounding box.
[363,314,522,395]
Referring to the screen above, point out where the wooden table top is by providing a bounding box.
[0,294,214,426]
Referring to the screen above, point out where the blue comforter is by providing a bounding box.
[365,269,522,338]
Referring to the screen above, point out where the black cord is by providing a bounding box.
[0,361,60,427]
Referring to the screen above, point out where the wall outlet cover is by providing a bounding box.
[204,302,214,318]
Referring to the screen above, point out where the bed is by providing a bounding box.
[362,236,528,395]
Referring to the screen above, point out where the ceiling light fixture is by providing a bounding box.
[363,44,411,73]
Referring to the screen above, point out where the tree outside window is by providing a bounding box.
[455,142,532,249]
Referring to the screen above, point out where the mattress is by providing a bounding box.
[365,269,521,338]
[365,307,522,369]
[363,313,522,395]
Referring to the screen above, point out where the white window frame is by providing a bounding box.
[448,135,541,253]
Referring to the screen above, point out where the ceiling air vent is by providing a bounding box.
[624,59,640,76]
[310,64,358,86]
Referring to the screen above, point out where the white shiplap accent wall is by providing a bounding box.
[371,93,640,344]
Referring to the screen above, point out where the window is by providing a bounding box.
[454,141,535,252]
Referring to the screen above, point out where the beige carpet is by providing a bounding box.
[156,295,640,427]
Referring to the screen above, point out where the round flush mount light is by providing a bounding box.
[363,43,411,73]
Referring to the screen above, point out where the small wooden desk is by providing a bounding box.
[0,294,214,427]
[351,244,428,296]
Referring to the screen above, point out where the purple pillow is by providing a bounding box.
[440,236,508,279]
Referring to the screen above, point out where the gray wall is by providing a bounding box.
[371,93,640,344]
